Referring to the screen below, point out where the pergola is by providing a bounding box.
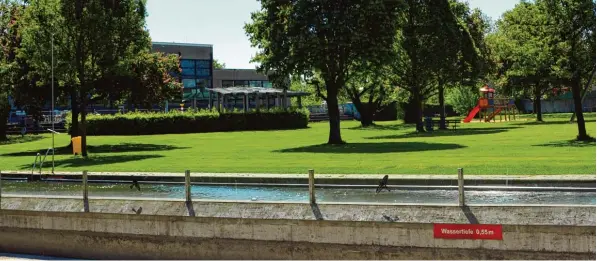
[208,87,310,112]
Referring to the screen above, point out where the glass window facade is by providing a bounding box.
[234,80,249,87]
[249,81,262,87]
[221,80,272,88]
[179,59,212,89]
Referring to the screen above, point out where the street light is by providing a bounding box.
[51,33,55,174]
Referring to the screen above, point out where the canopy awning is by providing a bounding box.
[208,87,310,97]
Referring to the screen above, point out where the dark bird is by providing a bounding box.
[130,180,141,191]
[382,214,399,222]
[376,175,391,194]
[131,207,143,215]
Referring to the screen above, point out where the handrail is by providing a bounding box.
[38,148,55,174]
[31,153,41,174]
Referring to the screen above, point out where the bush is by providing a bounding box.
[447,87,479,116]
[65,108,310,135]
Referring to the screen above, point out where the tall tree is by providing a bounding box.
[541,0,595,140]
[488,1,560,122]
[20,0,151,156]
[394,0,479,132]
[0,0,22,141]
[245,0,402,144]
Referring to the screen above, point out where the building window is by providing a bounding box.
[180,59,195,68]
[196,69,211,77]
[249,81,263,87]
[222,80,234,87]
[234,80,249,87]
[197,79,211,89]
[182,79,196,88]
[263,81,272,88]
[196,60,210,69]
[181,67,195,77]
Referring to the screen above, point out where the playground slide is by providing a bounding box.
[485,108,503,122]
[463,105,481,123]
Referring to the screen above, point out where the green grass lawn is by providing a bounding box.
[1,113,595,175]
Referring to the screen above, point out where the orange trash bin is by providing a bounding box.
[71,136,82,155]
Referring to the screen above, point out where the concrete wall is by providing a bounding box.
[0,197,594,260]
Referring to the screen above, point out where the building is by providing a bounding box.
[152,42,274,109]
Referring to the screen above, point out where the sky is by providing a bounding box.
[146,0,520,69]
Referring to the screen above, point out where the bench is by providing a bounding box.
[431,119,460,130]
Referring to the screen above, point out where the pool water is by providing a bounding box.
[1,181,595,205]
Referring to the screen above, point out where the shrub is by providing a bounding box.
[65,108,310,135]
[447,87,479,116]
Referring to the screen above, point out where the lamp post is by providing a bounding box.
[51,33,55,174]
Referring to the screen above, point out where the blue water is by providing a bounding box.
[1,181,595,205]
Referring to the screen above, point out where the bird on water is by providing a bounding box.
[130,180,141,191]
[376,175,391,194]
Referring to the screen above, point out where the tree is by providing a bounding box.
[20,0,151,156]
[245,0,402,144]
[488,1,559,122]
[105,51,182,109]
[0,0,35,141]
[435,2,488,129]
[393,0,479,132]
[541,0,595,141]
[213,59,225,69]
[343,63,396,127]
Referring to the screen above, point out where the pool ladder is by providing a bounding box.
[31,148,54,174]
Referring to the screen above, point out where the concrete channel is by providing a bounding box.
[0,171,594,260]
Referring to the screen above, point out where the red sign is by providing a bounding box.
[433,224,503,240]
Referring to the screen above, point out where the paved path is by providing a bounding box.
[1,170,594,180]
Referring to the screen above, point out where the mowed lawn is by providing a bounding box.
[1,113,595,175]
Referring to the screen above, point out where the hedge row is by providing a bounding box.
[66,108,310,135]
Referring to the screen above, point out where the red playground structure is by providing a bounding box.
[463,85,518,123]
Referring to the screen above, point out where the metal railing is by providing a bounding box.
[31,148,54,174]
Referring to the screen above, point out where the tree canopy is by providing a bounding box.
[245,0,403,143]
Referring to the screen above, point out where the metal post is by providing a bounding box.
[308,169,316,204]
[51,33,55,174]
[185,170,191,202]
[458,168,465,206]
[82,170,88,201]
[0,171,2,209]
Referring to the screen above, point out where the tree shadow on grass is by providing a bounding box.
[3,143,188,157]
[275,142,466,154]
[18,154,164,169]
[366,127,519,140]
[346,123,415,131]
[0,135,46,145]
[534,139,596,148]
[513,120,596,126]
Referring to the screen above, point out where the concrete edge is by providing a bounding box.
[1,170,595,181]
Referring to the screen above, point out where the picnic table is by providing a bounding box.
[430,119,460,130]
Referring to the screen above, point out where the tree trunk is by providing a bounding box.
[326,86,343,144]
[413,91,424,132]
[533,84,543,122]
[80,99,88,157]
[571,75,590,141]
[438,84,447,130]
[68,87,79,148]
[0,102,10,141]
[352,99,374,127]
